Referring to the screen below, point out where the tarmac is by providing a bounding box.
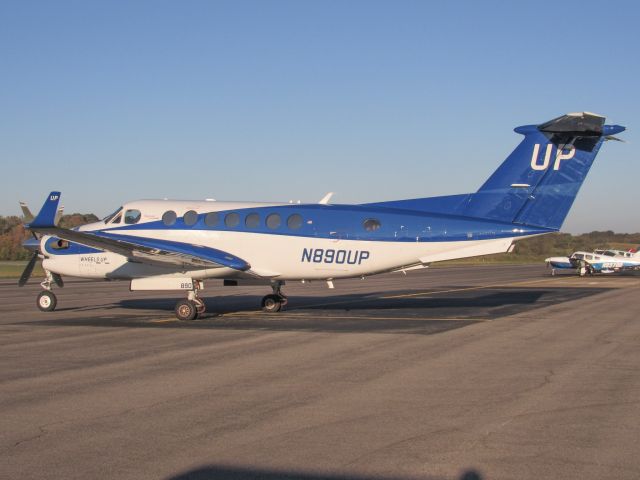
[1,264,640,480]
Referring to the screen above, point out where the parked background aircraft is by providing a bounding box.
[546,248,640,275]
[19,112,625,320]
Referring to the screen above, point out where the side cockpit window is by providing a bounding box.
[124,209,141,225]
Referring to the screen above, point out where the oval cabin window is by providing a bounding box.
[225,213,240,228]
[287,214,303,230]
[183,210,198,226]
[363,218,381,232]
[162,210,177,226]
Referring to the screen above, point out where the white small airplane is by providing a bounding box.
[19,112,625,320]
[546,248,640,276]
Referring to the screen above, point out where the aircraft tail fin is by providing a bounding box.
[29,192,62,229]
[461,112,625,230]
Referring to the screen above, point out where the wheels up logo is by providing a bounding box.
[530,144,575,171]
[50,194,59,201]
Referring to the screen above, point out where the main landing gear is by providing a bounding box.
[261,281,288,313]
[174,281,206,321]
[36,270,61,312]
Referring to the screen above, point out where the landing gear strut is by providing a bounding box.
[261,281,287,313]
[37,270,58,312]
[174,281,205,321]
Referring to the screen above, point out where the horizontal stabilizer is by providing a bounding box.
[538,111,605,135]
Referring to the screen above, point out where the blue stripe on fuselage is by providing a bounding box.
[102,204,551,242]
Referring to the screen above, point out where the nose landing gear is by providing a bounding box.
[36,270,59,312]
[261,281,287,313]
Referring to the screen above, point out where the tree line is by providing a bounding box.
[0,214,638,261]
[0,214,99,260]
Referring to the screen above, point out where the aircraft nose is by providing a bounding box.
[22,237,40,252]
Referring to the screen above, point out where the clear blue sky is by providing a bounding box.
[1,0,637,233]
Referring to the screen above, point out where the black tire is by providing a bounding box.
[175,300,198,321]
[261,294,282,313]
[37,291,57,312]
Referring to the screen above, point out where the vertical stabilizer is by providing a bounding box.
[462,112,624,230]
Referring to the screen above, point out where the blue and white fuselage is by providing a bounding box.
[21,112,626,319]
[42,199,549,281]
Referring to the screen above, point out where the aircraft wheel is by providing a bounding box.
[175,299,198,321]
[37,291,57,312]
[261,294,282,313]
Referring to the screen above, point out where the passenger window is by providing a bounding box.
[586,255,593,260]
[204,212,219,227]
[245,213,260,228]
[287,214,303,230]
[183,210,198,226]
[162,210,177,226]
[266,213,281,229]
[225,213,240,228]
[124,209,141,225]
[363,218,381,232]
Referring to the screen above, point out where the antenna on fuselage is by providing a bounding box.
[318,192,334,205]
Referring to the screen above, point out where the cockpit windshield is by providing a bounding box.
[103,207,123,224]
[573,253,584,260]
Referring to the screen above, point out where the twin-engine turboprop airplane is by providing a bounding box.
[19,112,625,320]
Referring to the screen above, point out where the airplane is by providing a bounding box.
[546,248,640,276]
[18,112,625,320]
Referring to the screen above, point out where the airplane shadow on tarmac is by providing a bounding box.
[165,465,484,480]
[118,288,546,313]
[117,286,604,318]
[20,286,609,335]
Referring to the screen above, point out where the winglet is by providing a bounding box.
[29,192,62,228]
[54,206,65,226]
[19,202,34,222]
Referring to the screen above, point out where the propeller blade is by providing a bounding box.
[52,273,64,288]
[18,252,39,287]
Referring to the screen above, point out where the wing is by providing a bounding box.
[27,191,254,271]
[34,226,251,271]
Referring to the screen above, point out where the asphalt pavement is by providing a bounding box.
[1,265,639,480]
